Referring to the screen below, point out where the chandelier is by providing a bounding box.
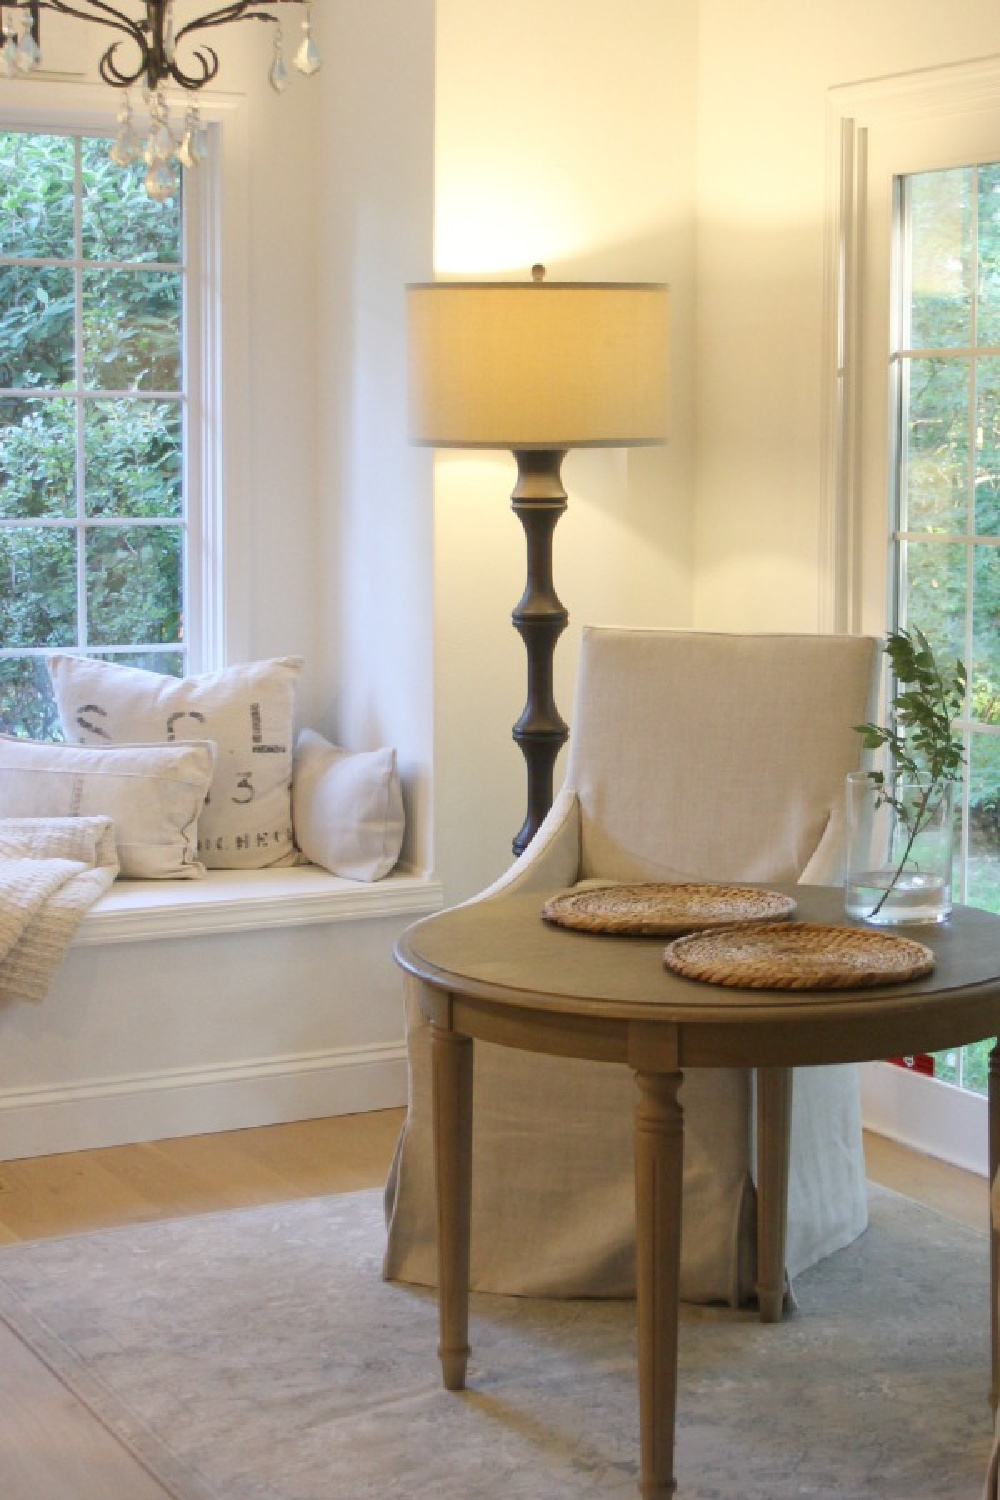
[0,2,321,201]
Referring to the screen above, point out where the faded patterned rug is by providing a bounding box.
[0,1185,992,1499]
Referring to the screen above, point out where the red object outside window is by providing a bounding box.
[887,1054,935,1077]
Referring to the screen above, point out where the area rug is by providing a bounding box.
[0,1185,992,1499]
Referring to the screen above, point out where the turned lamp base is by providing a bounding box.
[509,448,570,857]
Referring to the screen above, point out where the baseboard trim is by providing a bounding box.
[861,1059,988,1178]
[0,1043,408,1161]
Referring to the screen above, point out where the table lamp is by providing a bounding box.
[408,267,669,856]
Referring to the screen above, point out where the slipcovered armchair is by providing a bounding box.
[384,626,879,1305]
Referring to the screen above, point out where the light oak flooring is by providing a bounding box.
[0,1113,988,1500]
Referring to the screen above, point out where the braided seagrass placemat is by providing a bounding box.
[541,882,797,937]
[663,921,935,990]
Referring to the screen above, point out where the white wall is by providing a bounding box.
[693,0,1000,633]
[431,0,699,902]
[314,0,436,877]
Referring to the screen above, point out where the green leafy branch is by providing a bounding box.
[853,627,966,916]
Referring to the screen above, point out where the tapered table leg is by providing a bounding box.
[756,1066,792,1323]
[431,1020,473,1391]
[990,1045,1000,1411]
[634,1069,684,1499]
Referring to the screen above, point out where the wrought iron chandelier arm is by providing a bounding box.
[30,0,140,44]
[175,0,302,41]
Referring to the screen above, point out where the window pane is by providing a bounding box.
[978,164,1000,347]
[0,398,76,518]
[899,540,966,663]
[968,734,1000,912]
[905,167,973,348]
[94,649,184,675]
[0,527,77,646]
[0,655,61,739]
[901,357,969,532]
[86,524,182,645]
[80,141,181,265]
[972,543,1000,726]
[0,125,190,735]
[0,265,75,387]
[0,133,75,258]
[85,400,182,518]
[82,269,181,391]
[976,357,1000,534]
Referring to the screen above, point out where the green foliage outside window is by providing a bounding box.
[0,130,185,742]
[899,164,1000,1090]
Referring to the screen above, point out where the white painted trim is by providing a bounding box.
[0,1041,408,1161]
[828,53,1000,125]
[73,866,444,945]
[824,52,1000,639]
[861,1060,989,1178]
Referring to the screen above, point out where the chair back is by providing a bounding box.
[565,626,878,884]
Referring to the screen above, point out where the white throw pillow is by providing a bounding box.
[291,729,404,881]
[0,735,215,879]
[48,655,302,870]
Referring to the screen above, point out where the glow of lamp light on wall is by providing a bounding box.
[434,163,584,274]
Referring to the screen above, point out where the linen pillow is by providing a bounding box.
[48,655,302,870]
[0,735,214,879]
[291,729,405,881]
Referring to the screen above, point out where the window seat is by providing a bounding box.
[75,864,444,945]
[1,865,443,1163]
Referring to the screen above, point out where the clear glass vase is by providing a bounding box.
[845,771,954,925]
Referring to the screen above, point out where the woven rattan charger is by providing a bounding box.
[663,921,935,990]
[542,880,797,937]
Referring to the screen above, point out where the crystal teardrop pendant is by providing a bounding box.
[145,158,177,204]
[110,98,142,167]
[15,24,39,72]
[269,28,290,93]
[177,107,208,170]
[293,7,321,76]
[3,35,18,79]
[145,95,175,166]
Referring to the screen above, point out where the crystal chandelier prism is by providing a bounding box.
[0,2,321,201]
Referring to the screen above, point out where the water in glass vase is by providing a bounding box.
[845,773,955,926]
[845,870,950,925]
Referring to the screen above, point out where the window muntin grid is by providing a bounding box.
[0,130,187,741]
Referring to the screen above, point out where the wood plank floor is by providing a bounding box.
[0,1113,989,1499]
[0,1108,406,1244]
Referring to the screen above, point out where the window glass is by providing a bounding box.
[896,165,1000,1091]
[0,130,187,737]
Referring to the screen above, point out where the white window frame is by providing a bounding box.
[824,56,1000,1177]
[0,77,253,674]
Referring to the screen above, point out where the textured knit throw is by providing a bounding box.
[0,817,118,1004]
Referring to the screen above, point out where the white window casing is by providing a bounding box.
[0,77,252,673]
[825,56,1000,1173]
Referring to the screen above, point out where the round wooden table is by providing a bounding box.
[395,884,1000,1498]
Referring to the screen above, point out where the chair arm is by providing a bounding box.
[798,805,847,888]
[466,789,581,905]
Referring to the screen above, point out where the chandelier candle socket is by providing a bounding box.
[0,1,321,200]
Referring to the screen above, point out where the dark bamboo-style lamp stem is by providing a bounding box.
[510,449,569,855]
